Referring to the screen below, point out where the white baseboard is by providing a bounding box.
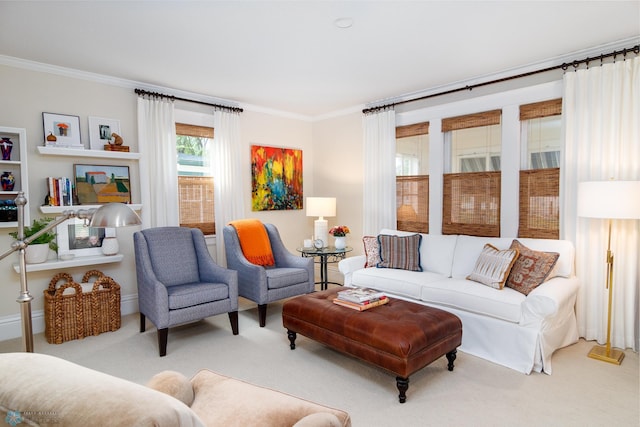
[0,293,139,342]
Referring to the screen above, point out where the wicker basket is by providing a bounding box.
[44,270,121,344]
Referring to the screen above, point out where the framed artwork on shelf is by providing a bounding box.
[42,112,82,148]
[251,145,303,211]
[56,217,112,257]
[88,116,121,150]
[73,164,131,205]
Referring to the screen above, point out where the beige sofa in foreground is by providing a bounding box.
[0,352,351,427]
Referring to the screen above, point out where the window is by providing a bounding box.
[519,99,561,239]
[442,110,502,236]
[175,123,215,235]
[396,122,429,233]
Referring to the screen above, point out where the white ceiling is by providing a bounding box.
[1,1,639,118]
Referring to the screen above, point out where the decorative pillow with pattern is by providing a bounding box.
[362,236,380,268]
[506,240,560,295]
[467,244,519,289]
[377,234,422,271]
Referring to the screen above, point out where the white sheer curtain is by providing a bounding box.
[211,109,244,265]
[362,108,396,235]
[137,95,179,228]
[562,56,640,351]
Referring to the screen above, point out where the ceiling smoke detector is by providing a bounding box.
[334,17,353,29]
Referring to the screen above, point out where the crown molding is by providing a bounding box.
[364,36,640,111]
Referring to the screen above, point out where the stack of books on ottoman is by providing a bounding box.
[333,287,388,311]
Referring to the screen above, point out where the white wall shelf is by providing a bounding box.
[13,254,124,273]
[37,146,141,160]
[39,204,142,214]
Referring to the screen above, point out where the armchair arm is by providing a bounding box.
[223,225,268,303]
[191,230,238,308]
[265,223,314,288]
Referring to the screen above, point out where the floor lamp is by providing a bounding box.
[0,192,141,353]
[577,180,640,365]
[306,197,336,248]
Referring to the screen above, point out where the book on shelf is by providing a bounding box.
[45,177,73,207]
[336,287,387,304]
[332,297,389,311]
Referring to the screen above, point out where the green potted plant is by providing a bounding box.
[9,217,58,263]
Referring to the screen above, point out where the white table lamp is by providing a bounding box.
[577,180,640,365]
[306,197,336,247]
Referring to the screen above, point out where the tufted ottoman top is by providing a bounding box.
[282,288,462,378]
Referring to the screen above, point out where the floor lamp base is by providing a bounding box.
[588,344,624,365]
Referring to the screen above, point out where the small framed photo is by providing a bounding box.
[88,117,121,150]
[42,112,82,148]
[56,217,112,257]
[73,164,132,205]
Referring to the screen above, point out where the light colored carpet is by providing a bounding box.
[0,297,638,427]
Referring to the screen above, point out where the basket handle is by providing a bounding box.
[48,272,75,292]
[91,276,120,292]
[54,281,83,297]
[82,269,105,283]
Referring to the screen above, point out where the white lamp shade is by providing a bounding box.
[577,181,640,219]
[306,197,336,218]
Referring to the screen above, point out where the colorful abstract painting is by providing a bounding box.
[251,145,303,211]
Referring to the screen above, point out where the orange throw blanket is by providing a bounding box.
[229,219,275,267]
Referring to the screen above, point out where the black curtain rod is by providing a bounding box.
[363,44,640,114]
[135,88,244,113]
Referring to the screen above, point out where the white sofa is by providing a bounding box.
[338,230,580,375]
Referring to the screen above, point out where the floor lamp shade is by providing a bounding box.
[306,197,336,247]
[577,180,640,365]
[577,181,640,219]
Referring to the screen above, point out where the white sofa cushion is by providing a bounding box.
[514,238,574,278]
[420,278,526,323]
[451,236,514,279]
[351,267,447,300]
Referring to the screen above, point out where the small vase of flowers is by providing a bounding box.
[329,225,350,249]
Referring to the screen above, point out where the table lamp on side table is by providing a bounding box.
[306,197,336,248]
[577,180,640,365]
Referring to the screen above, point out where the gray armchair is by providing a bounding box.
[223,223,314,327]
[134,227,239,356]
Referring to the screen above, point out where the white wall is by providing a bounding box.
[0,63,313,340]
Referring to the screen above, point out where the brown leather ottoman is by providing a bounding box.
[282,288,462,403]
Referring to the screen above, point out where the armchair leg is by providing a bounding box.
[158,328,168,357]
[258,304,267,327]
[229,311,239,335]
[140,313,146,333]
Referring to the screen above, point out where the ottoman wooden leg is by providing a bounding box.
[446,349,457,371]
[396,376,409,403]
[287,330,297,350]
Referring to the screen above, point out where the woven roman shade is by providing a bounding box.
[518,168,559,239]
[178,174,215,235]
[396,175,429,233]
[396,121,429,138]
[442,110,501,132]
[175,123,214,138]
[443,171,501,237]
[519,99,562,121]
